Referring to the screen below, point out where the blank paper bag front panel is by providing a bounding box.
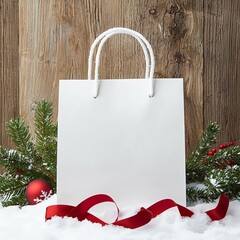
[57,79,186,207]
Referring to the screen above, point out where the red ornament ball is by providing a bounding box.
[229,141,235,146]
[25,179,53,205]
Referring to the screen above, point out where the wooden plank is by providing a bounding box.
[204,0,240,145]
[19,0,203,155]
[0,0,19,148]
[154,0,203,155]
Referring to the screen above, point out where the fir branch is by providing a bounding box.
[0,146,54,182]
[186,186,219,204]
[208,146,240,167]
[31,162,56,181]
[186,187,209,203]
[35,100,57,177]
[6,118,35,159]
[187,122,220,162]
[0,147,30,173]
[186,160,208,183]
[186,122,220,185]
[35,100,57,144]
[0,100,57,206]
[0,175,28,206]
[187,144,240,204]
[204,167,240,200]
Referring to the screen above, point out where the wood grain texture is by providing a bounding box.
[155,0,203,155]
[203,0,240,145]
[0,0,19,148]
[0,0,238,157]
[19,0,203,155]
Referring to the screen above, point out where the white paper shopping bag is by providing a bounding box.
[57,28,186,209]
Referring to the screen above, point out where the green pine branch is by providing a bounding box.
[0,100,57,206]
[35,100,57,172]
[187,122,220,162]
[6,118,35,159]
[186,122,220,184]
[34,100,57,182]
[0,147,30,174]
[186,122,240,204]
[204,167,240,200]
[186,187,210,203]
[0,175,28,207]
[207,146,240,167]
[1,101,240,207]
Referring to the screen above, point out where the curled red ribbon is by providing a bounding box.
[45,194,229,229]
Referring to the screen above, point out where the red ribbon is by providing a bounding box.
[45,194,229,229]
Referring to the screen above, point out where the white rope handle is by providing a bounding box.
[94,31,153,98]
[88,30,150,85]
[88,28,155,98]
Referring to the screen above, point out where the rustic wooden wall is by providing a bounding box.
[0,0,19,148]
[19,0,203,155]
[0,0,240,156]
[203,0,240,144]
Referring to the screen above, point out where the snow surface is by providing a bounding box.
[0,195,240,240]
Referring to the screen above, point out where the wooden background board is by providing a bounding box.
[0,0,240,157]
[18,0,203,155]
[203,0,240,144]
[0,0,19,149]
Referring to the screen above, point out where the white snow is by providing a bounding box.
[0,195,240,240]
